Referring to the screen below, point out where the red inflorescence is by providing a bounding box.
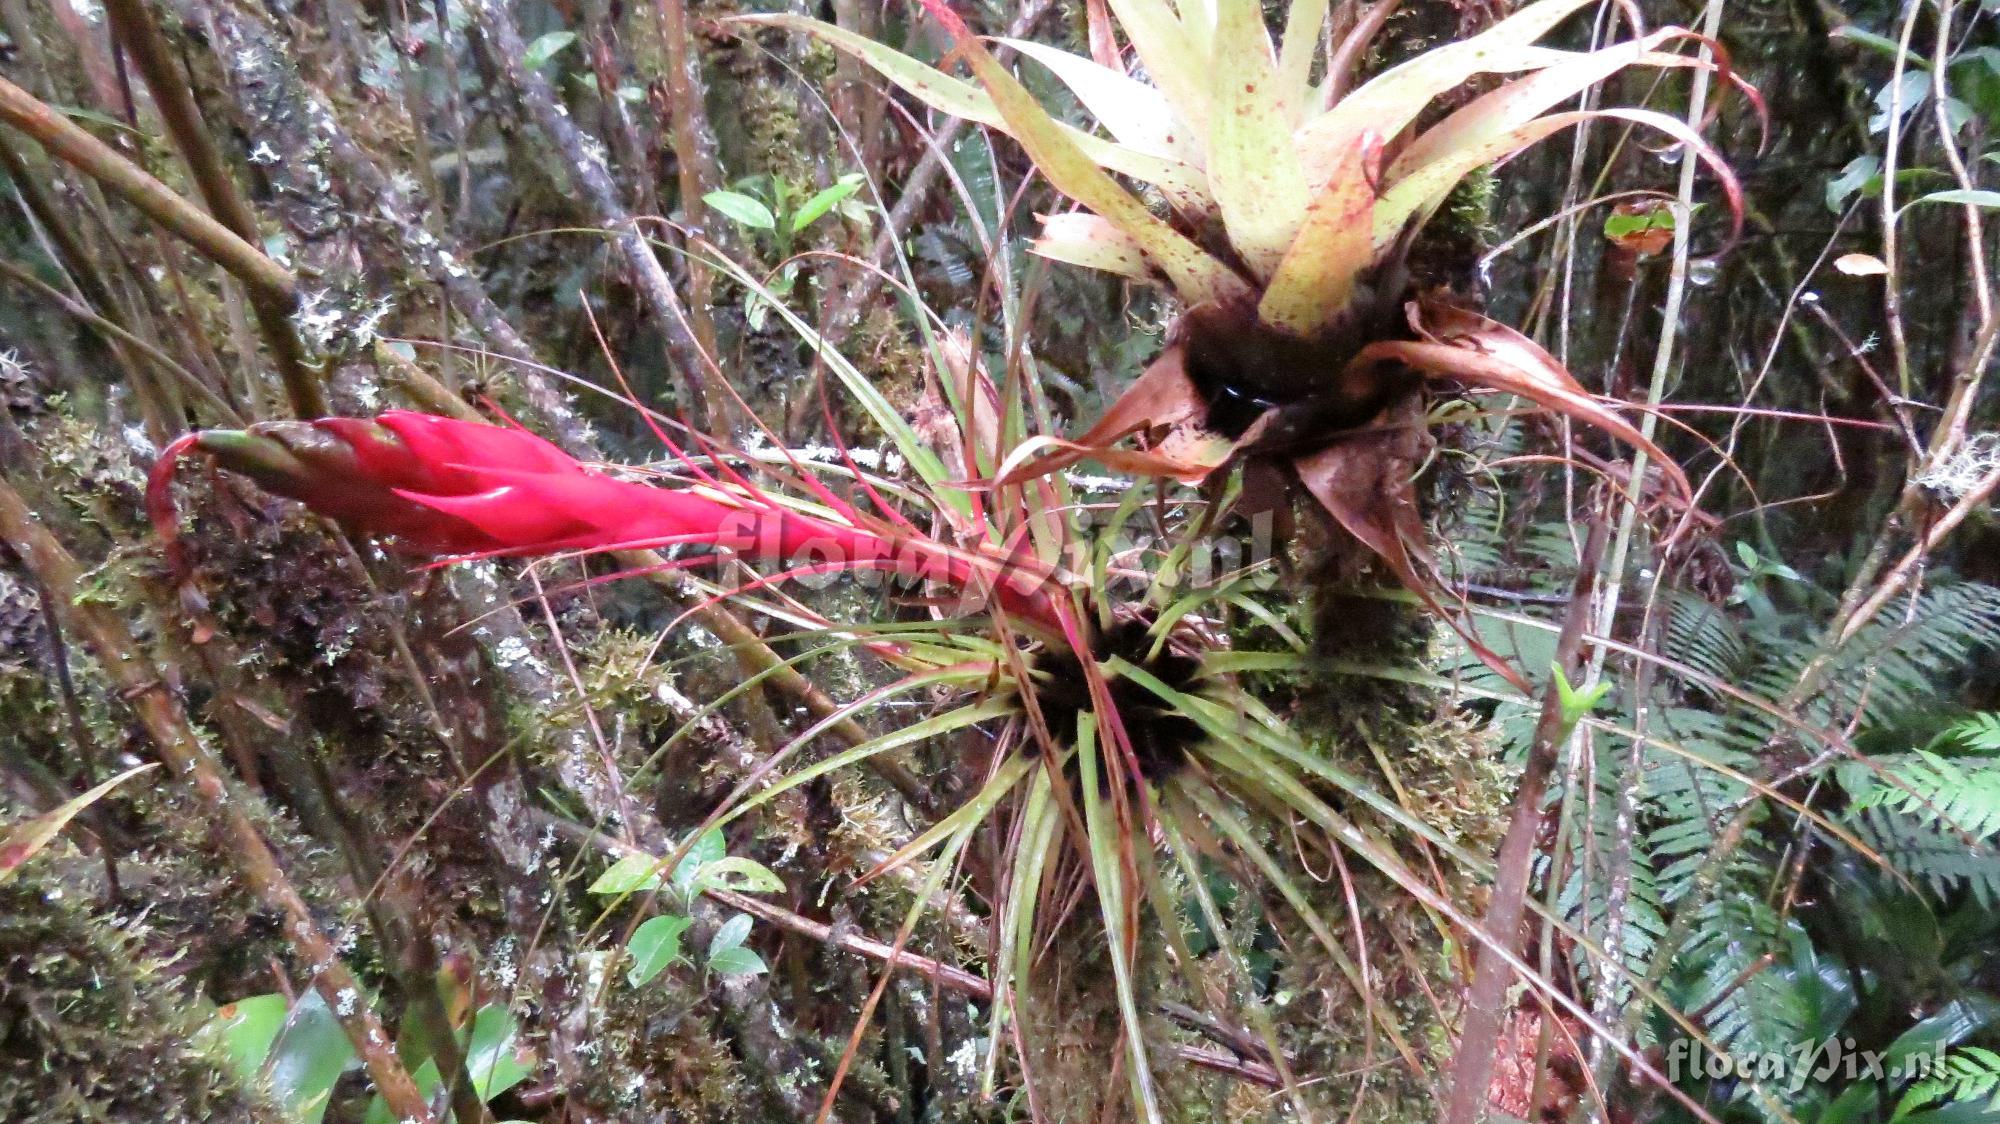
[149,411,1067,631]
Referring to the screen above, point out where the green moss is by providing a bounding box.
[0,863,281,1122]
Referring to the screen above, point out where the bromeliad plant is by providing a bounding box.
[746,0,1744,654]
[149,397,1568,1116]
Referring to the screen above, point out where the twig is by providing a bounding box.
[0,75,297,306]
[0,474,436,1124]
[102,0,323,417]
[1875,0,1925,398]
[1929,0,1993,330]
[0,132,183,436]
[706,886,991,996]
[466,0,730,431]
[0,255,240,423]
[648,0,724,362]
[1443,516,1609,1124]
[1835,462,2000,645]
[177,0,589,446]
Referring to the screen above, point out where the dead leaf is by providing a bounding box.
[1399,302,1691,500]
[1834,252,1889,277]
[994,345,1220,486]
[1294,399,1531,692]
[0,763,156,881]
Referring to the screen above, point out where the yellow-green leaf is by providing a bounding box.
[1257,132,1380,333]
[1101,0,1212,134]
[1372,106,1740,250]
[1274,0,1329,120]
[1207,0,1313,280]
[998,38,1203,166]
[1031,212,1153,280]
[1295,0,1601,184]
[913,4,1251,308]
[1382,30,1684,185]
[737,15,1208,209]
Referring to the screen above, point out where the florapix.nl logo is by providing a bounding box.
[1664,1036,1949,1096]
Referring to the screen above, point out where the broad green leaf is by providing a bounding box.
[1870,70,1931,134]
[1296,0,1601,183]
[710,912,753,955]
[1031,212,1152,280]
[363,1003,535,1124]
[704,190,778,231]
[588,853,666,896]
[462,1004,534,1100]
[706,913,766,975]
[589,829,725,898]
[692,855,785,895]
[790,175,863,232]
[265,991,359,1124]
[203,993,288,1081]
[1602,208,1675,238]
[522,30,577,71]
[1913,188,2000,209]
[1827,155,1882,211]
[1884,998,1998,1071]
[1208,0,1314,280]
[707,944,769,977]
[0,763,155,882]
[626,915,693,986]
[670,828,729,898]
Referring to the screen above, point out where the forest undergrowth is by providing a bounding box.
[0,0,1996,1119]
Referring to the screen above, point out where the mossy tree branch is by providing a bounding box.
[0,474,436,1124]
[0,76,298,310]
[101,0,324,418]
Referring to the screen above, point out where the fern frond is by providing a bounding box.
[1849,750,2000,841]
[1893,1045,2000,1120]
